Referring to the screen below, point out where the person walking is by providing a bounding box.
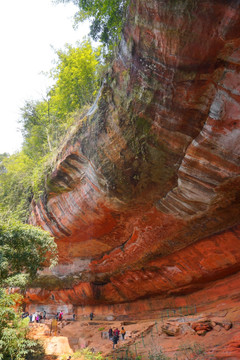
[112,333,118,349]
[32,313,36,322]
[59,310,63,321]
[90,312,94,320]
[108,327,113,339]
[121,326,126,340]
[114,327,120,338]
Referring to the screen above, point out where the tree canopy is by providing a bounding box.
[0,20,103,360]
[19,40,101,161]
[0,289,45,360]
[0,217,57,288]
[0,40,101,223]
[0,208,57,360]
[0,152,35,221]
[55,0,129,48]
[50,41,101,116]
[0,36,102,360]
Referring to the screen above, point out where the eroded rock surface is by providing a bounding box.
[28,0,240,332]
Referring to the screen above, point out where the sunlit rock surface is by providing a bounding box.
[28,0,240,327]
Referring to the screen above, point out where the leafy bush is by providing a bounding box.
[0,290,45,360]
[0,217,57,287]
[98,327,105,331]
[61,348,103,360]
[25,341,45,360]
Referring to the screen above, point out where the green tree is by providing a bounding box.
[0,289,45,360]
[50,40,101,117]
[20,99,56,159]
[55,0,129,47]
[0,150,55,222]
[0,152,35,221]
[19,40,100,163]
[0,217,57,287]
[0,214,57,359]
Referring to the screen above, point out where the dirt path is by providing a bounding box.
[29,306,240,359]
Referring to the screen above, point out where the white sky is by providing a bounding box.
[0,0,90,154]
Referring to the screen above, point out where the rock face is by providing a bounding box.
[28,0,240,326]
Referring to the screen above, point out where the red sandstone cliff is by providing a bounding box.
[28,0,240,323]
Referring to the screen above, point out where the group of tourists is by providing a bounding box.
[22,310,66,323]
[108,327,126,348]
[55,310,63,321]
[89,312,127,349]
[25,309,127,351]
[22,310,47,323]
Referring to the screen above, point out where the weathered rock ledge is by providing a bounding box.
[27,0,240,335]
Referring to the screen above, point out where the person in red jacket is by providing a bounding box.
[114,328,120,337]
[58,310,63,321]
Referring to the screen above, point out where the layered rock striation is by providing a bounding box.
[28,0,240,312]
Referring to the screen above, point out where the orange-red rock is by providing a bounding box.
[26,1,240,358]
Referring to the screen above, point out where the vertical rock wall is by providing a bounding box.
[28,0,240,310]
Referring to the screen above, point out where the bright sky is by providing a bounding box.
[0,0,89,154]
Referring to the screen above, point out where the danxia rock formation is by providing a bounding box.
[27,0,240,357]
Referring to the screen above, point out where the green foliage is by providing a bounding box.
[0,152,35,221]
[0,215,56,358]
[50,40,101,117]
[0,40,100,223]
[0,18,102,360]
[19,40,100,160]
[55,0,129,48]
[0,289,45,360]
[0,151,54,221]
[0,217,57,287]
[20,99,55,159]
[61,348,104,359]
[0,153,8,175]
[0,169,57,358]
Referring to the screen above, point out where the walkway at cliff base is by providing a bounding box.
[28,303,240,360]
